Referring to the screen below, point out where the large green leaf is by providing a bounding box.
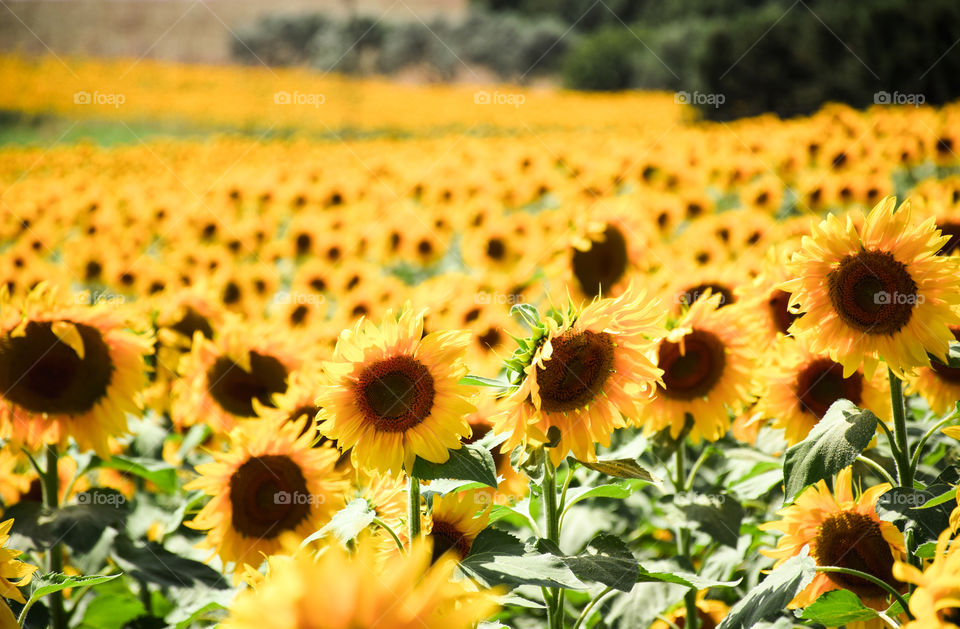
[673,492,744,548]
[876,485,954,543]
[718,552,816,629]
[111,537,227,589]
[26,573,120,606]
[79,593,146,629]
[303,498,376,545]
[555,534,640,592]
[576,458,658,483]
[561,483,632,513]
[412,442,498,487]
[800,589,878,624]
[459,529,585,590]
[783,400,878,501]
[96,456,178,493]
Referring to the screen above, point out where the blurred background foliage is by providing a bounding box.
[231,0,960,120]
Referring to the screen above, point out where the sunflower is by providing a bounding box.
[184,418,347,568]
[893,529,960,628]
[423,490,491,564]
[760,466,906,613]
[782,197,960,379]
[0,450,30,506]
[651,596,729,629]
[171,318,300,434]
[316,304,476,476]
[756,338,890,445]
[222,534,500,629]
[644,293,756,443]
[0,284,152,458]
[905,326,960,415]
[493,286,664,466]
[0,518,38,624]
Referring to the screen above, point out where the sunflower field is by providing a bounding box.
[3,53,960,629]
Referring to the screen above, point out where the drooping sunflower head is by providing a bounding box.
[316,304,476,476]
[645,292,756,443]
[893,529,960,628]
[0,284,153,458]
[906,326,960,415]
[493,286,665,465]
[760,466,906,609]
[783,197,960,379]
[184,418,347,569]
[222,534,501,629]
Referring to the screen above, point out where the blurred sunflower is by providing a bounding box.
[316,304,476,476]
[0,519,38,624]
[756,338,889,445]
[171,318,299,434]
[0,284,152,457]
[185,418,347,568]
[783,197,960,379]
[645,293,755,442]
[760,466,905,612]
[651,596,729,629]
[424,490,491,563]
[493,286,664,466]
[906,327,960,415]
[222,534,500,629]
[893,529,960,628]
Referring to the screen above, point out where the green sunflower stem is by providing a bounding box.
[542,451,563,629]
[674,443,700,629]
[888,369,913,490]
[42,445,67,629]
[407,474,421,546]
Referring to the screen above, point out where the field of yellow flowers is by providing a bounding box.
[3,54,960,629]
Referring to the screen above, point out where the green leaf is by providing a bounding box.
[308,498,376,545]
[576,458,659,483]
[876,485,954,543]
[801,589,879,624]
[636,564,741,590]
[916,484,958,509]
[510,303,542,330]
[915,541,937,559]
[562,483,632,513]
[27,573,120,605]
[413,442,498,487]
[79,593,146,629]
[97,456,178,493]
[783,400,878,501]
[459,374,511,388]
[112,537,227,588]
[559,534,640,592]
[718,552,816,629]
[460,529,585,590]
[673,492,744,548]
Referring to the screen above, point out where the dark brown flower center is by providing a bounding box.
[813,511,900,598]
[571,225,628,298]
[0,320,113,415]
[535,330,615,413]
[356,355,435,432]
[658,330,726,400]
[795,358,863,419]
[937,222,960,256]
[228,455,311,539]
[827,250,917,335]
[429,519,472,563]
[938,608,960,625]
[675,610,718,629]
[206,352,288,417]
[679,284,735,309]
[769,289,801,335]
[168,307,214,342]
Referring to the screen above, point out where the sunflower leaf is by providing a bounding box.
[671,491,744,548]
[459,374,512,389]
[552,534,640,592]
[561,483,632,513]
[307,498,377,545]
[95,455,179,493]
[800,589,879,624]
[459,530,585,590]
[717,550,816,629]
[876,485,954,543]
[782,399,878,502]
[576,458,659,483]
[413,442,498,487]
[26,573,121,606]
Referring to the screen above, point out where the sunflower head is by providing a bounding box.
[184,418,347,569]
[783,197,960,379]
[425,489,492,563]
[0,519,38,606]
[316,304,476,476]
[893,529,960,628]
